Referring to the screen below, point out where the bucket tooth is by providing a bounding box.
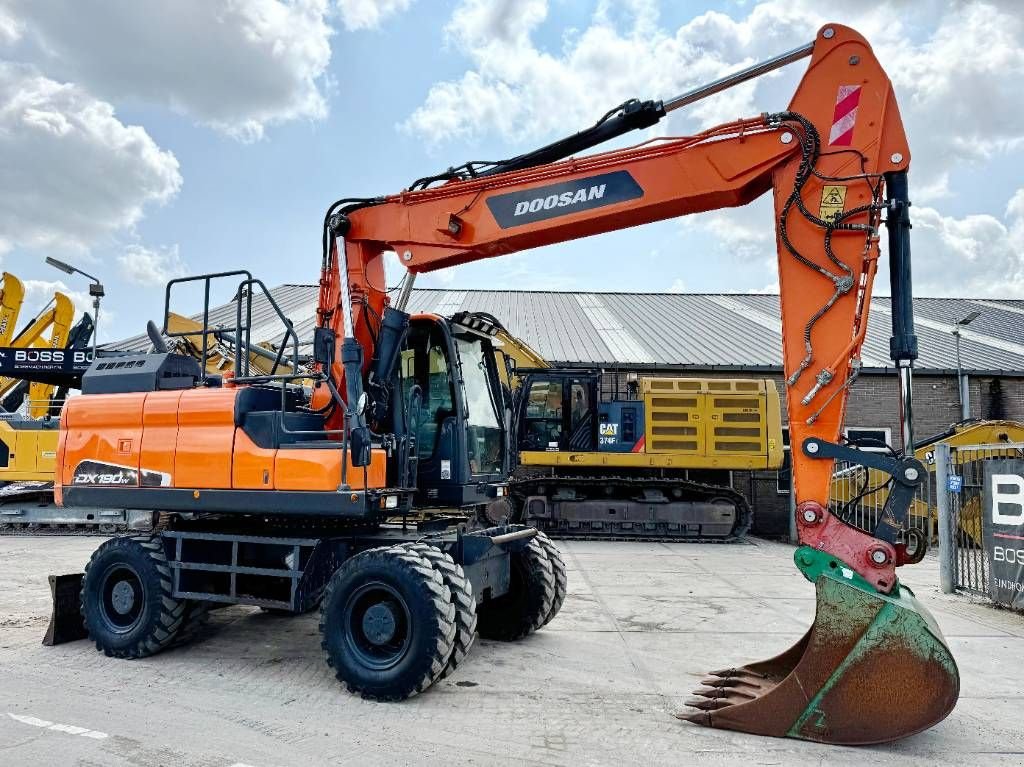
[684,697,733,711]
[700,675,762,687]
[677,710,712,725]
[678,546,960,746]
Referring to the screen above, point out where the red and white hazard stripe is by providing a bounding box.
[828,85,862,146]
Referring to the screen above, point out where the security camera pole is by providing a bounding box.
[45,257,104,361]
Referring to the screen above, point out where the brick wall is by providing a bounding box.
[589,366,1024,538]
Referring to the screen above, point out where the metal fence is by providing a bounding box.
[934,442,1024,602]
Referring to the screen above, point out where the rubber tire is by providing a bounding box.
[477,535,555,641]
[170,600,211,648]
[533,532,567,627]
[319,545,456,701]
[81,535,186,659]
[406,543,477,679]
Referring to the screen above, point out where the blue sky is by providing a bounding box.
[2,0,1022,342]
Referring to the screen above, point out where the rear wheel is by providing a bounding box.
[170,600,211,648]
[319,545,456,700]
[477,535,555,641]
[534,532,567,626]
[80,535,186,658]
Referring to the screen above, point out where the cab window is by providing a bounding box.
[523,378,563,451]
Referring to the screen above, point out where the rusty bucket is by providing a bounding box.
[679,546,959,745]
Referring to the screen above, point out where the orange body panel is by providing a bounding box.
[232,429,276,489]
[274,446,387,491]
[59,384,390,499]
[140,390,183,485]
[60,392,146,485]
[174,388,237,489]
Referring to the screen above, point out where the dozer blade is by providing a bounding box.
[678,546,959,745]
[42,573,87,646]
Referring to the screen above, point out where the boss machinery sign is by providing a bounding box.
[983,459,1024,609]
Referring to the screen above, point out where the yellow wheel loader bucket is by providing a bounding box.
[679,546,959,745]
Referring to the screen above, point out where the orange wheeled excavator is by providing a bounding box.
[53,24,957,743]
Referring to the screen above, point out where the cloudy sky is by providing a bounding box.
[1,0,1022,342]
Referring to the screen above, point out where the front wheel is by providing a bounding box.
[319,545,456,701]
[80,535,186,658]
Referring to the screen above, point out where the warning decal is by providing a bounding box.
[819,185,847,224]
[829,85,862,146]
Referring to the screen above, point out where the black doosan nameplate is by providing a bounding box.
[486,170,643,229]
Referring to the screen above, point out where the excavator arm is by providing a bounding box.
[321,24,912,584]
[312,24,958,743]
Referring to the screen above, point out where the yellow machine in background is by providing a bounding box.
[0,271,26,345]
[829,419,1024,541]
[0,273,75,418]
[512,368,783,541]
[163,312,280,377]
[0,273,77,508]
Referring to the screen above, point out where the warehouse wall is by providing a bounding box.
[588,366,1024,539]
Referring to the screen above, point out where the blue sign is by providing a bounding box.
[947,475,963,493]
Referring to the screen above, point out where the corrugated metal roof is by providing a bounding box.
[109,286,1024,374]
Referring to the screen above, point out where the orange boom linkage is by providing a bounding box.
[314,24,957,741]
[321,24,908,587]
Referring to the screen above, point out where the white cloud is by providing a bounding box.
[402,0,815,145]
[336,0,414,31]
[403,2,1024,189]
[402,1,1024,298]
[2,0,334,141]
[20,278,93,321]
[906,189,1024,298]
[0,5,20,44]
[118,244,188,287]
[0,63,181,255]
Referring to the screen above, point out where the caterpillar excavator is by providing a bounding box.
[51,25,958,743]
[511,368,783,541]
[422,316,782,541]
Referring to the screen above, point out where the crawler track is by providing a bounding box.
[511,474,752,543]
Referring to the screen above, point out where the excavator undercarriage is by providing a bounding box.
[513,471,752,542]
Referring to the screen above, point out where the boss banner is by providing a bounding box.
[0,346,93,386]
[982,459,1024,610]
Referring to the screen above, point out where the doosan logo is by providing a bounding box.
[486,170,643,229]
[514,184,607,216]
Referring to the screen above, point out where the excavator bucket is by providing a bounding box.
[679,546,959,745]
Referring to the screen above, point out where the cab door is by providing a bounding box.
[565,375,597,451]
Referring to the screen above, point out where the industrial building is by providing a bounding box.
[113,286,1024,537]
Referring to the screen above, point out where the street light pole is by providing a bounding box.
[952,311,981,421]
[44,257,105,360]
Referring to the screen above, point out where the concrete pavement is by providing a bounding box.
[1,536,1022,766]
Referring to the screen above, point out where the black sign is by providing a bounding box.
[0,346,92,373]
[485,170,643,228]
[982,459,1024,609]
[0,346,92,386]
[71,460,170,488]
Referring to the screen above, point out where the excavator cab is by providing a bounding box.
[400,313,511,508]
[516,370,599,453]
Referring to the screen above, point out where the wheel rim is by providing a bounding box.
[98,563,146,635]
[343,580,413,671]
